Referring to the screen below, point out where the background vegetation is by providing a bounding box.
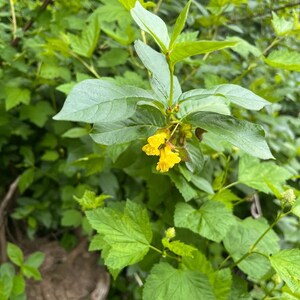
[0,0,299,299]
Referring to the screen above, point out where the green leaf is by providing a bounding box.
[62,127,89,138]
[191,175,214,194]
[11,275,25,296]
[24,252,45,269]
[211,268,232,300]
[7,243,24,267]
[184,112,274,160]
[21,265,41,280]
[91,105,166,145]
[238,154,292,194]
[69,18,100,58]
[0,263,15,300]
[227,36,261,58]
[291,196,300,217]
[5,87,31,111]
[179,84,270,111]
[185,138,204,174]
[162,238,197,258]
[223,217,280,281]
[74,190,110,210]
[41,150,59,161]
[86,200,152,270]
[131,1,170,52]
[134,40,182,102]
[98,48,129,67]
[72,153,104,176]
[168,172,198,202]
[269,249,300,293]
[169,40,237,65]
[20,101,55,127]
[271,12,294,36]
[264,49,300,72]
[174,201,235,242]
[143,262,215,300]
[169,1,192,47]
[53,79,155,123]
[61,209,82,227]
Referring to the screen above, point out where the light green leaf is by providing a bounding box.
[269,249,300,293]
[61,209,82,227]
[7,243,24,267]
[168,172,198,202]
[86,200,152,270]
[291,197,300,217]
[24,252,45,269]
[238,154,292,194]
[11,275,25,296]
[21,265,41,280]
[143,262,215,300]
[62,127,89,138]
[41,150,59,161]
[0,275,13,300]
[169,1,192,47]
[169,40,237,65]
[131,1,170,52]
[264,49,300,72]
[74,190,110,210]
[179,84,270,111]
[191,175,214,194]
[98,48,129,67]
[69,18,100,58]
[211,268,232,300]
[91,105,166,145]
[162,238,197,257]
[53,79,155,123]
[227,36,261,58]
[223,217,280,281]
[184,112,274,160]
[174,201,235,242]
[134,40,182,102]
[271,12,294,36]
[5,87,31,111]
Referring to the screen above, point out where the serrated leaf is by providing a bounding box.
[269,249,300,293]
[179,84,270,111]
[211,268,232,300]
[228,36,261,58]
[91,105,166,145]
[169,1,192,47]
[238,154,292,194]
[69,18,100,58]
[169,40,237,65]
[184,112,274,159]
[174,201,235,242]
[131,1,170,52]
[5,87,31,111]
[134,40,182,103]
[291,197,300,217]
[162,238,196,257]
[61,209,82,227]
[74,190,109,210]
[143,262,215,300]
[21,265,41,280]
[86,200,152,270]
[264,49,300,72]
[53,79,156,123]
[223,217,280,281]
[271,12,294,36]
[185,138,204,174]
[7,243,24,267]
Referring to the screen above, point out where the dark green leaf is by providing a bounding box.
[61,209,82,227]
[53,79,156,123]
[184,112,274,159]
[143,262,215,300]
[174,201,235,242]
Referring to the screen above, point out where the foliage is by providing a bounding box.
[0,0,300,299]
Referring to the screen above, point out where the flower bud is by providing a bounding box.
[281,189,296,206]
[165,227,176,239]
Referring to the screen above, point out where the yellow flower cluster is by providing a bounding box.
[142,132,181,172]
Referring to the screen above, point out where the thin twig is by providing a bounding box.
[0,177,20,263]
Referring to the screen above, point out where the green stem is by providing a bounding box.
[219,181,240,192]
[70,52,101,79]
[149,245,163,254]
[9,0,17,40]
[229,212,286,269]
[218,255,231,269]
[168,62,174,108]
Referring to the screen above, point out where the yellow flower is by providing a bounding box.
[142,132,167,156]
[156,144,181,173]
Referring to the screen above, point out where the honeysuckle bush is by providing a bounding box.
[1,0,300,299]
[52,1,300,299]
